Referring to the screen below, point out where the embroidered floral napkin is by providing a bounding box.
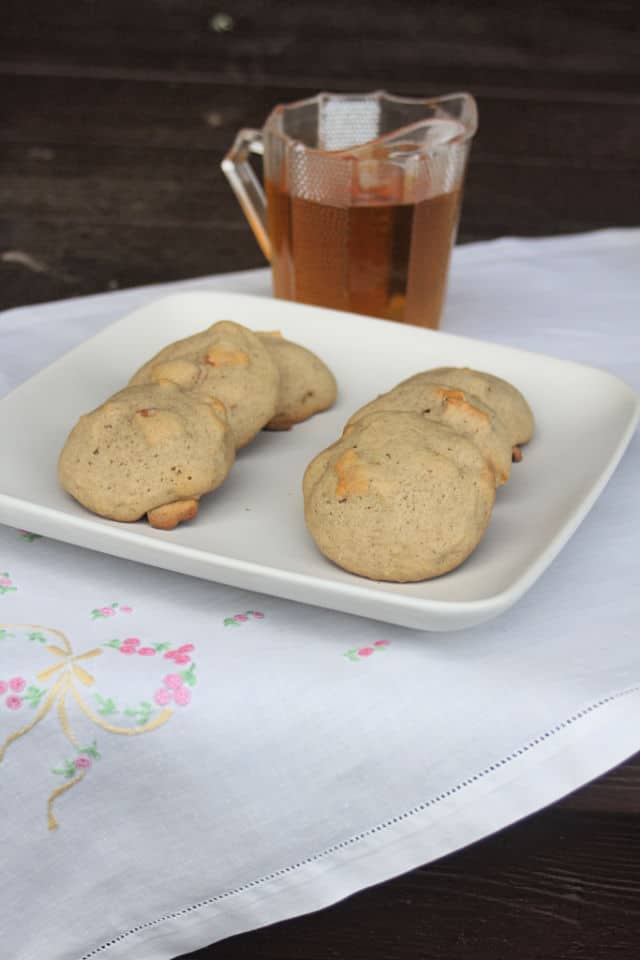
[1,229,639,960]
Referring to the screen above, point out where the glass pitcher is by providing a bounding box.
[222,90,477,328]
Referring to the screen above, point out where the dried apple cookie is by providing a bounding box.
[256,330,337,430]
[303,411,495,582]
[58,381,235,528]
[345,380,512,486]
[129,321,280,449]
[404,368,535,455]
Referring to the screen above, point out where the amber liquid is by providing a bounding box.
[266,178,462,328]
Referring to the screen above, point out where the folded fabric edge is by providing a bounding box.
[71,684,640,960]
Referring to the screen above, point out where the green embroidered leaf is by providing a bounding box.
[124,703,154,725]
[343,649,360,661]
[153,642,171,652]
[24,685,46,707]
[0,586,17,595]
[81,741,101,760]
[0,629,15,641]
[95,693,118,715]
[181,663,197,687]
[135,706,152,725]
[52,759,77,779]
[103,638,121,649]
[27,631,47,643]
[223,617,239,627]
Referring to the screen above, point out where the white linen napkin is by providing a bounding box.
[1,229,639,960]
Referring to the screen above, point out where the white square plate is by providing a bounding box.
[0,291,638,631]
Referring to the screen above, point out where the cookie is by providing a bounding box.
[403,368,534,451]
[58,381,235,526]
[256,331,337,430]
[303,412,495,582]
[345,381,512,486]
[129,321,280,449]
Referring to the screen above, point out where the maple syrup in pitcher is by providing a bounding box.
[266,177,461,328]
[223,92,477,328]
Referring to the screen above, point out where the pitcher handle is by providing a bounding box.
[221,129,272,262]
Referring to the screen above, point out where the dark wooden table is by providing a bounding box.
[3,2,639,956]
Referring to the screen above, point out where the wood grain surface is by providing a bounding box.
[2,2,639,956]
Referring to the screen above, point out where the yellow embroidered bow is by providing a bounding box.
[0,624,173,830]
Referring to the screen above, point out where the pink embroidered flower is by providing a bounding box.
[75,755,91,770]
[252,611,265,619]
[99,606,115,617]
[358,647,374,657]
[124,637,140,648]
[234,614,248,622]
[154,688,172,706]
[137,647,156,656]
[374,640,390,647]
[6,695,22,710]
[120,606,133,614]
[163,646,192,663]
[9,677,25,693]
[164,674,183,690]
[0,578,12,586]
[119,646,136,655]
[174,686,191,707]
[0,681,7,696]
